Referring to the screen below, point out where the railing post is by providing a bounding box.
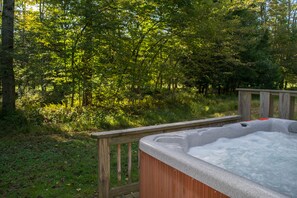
[128,142,132,183]
[291,97,296,119]
[260,92,274,118]
[279,93,295,119]
[238,91,251,121]
[98,138,111,198]
[117,144,122,183]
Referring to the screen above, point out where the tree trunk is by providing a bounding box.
[1,0,15,114]
[81,0,93,106]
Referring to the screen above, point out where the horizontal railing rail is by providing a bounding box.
[236,88,297,96]
[91,115,241,198]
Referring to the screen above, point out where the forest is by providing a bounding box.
[1,0,297,131]
[1,1,297,197]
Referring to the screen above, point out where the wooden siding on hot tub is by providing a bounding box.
[140,151,229,198]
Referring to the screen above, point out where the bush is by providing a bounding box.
[0,110,30,135]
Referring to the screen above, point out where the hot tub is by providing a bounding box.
[139,118,297,198]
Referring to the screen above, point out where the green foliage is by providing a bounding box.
[1,91,238,136]
[0,110,29,135]
[10,0,297,112]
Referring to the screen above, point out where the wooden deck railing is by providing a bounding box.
[92,88,297,198]
[91,115,241,198]
[237,88,297,121]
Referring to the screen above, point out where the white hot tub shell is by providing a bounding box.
[139,118,297,198]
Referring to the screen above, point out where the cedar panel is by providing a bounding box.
[140,151,229,198]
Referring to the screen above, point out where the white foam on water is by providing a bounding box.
[187,131,297,197]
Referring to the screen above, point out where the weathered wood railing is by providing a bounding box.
[92,88,297,198]
[91,115,241,198]
[237,88,297,121]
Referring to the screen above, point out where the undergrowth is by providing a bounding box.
[0,91,238,136]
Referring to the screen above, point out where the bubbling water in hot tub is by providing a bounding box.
[188,131,297,197]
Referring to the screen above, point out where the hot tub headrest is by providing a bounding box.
[288,122,297,133]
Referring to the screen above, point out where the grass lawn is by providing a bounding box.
[0,94,240,197]
[0,132,97,198]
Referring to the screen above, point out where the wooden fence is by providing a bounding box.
[92,88,297,198]
[91,115,241,198]
[237,88,297,121]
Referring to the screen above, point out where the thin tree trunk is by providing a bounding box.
[82,0,93,106]
[1,0,15,114]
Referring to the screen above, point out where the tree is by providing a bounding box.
[267,0,297,88]
[1,0,15,114]
[8,0,297,113]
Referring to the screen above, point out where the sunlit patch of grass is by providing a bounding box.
[4,91,240,134]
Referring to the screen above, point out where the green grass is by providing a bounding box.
[0,93,239,197]
[0,133,97,198]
